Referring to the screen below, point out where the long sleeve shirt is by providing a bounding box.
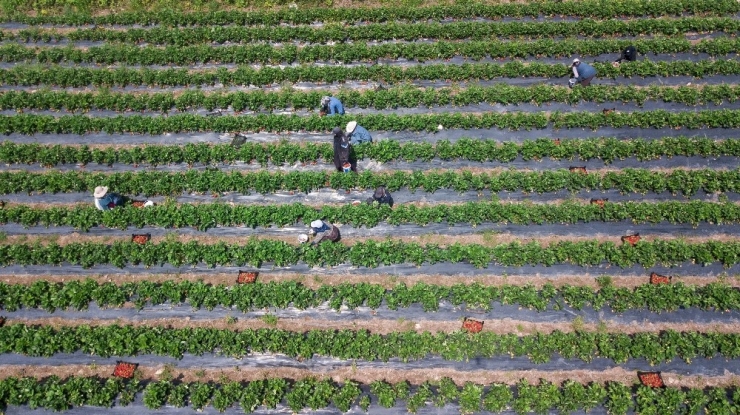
[348,125,372,145]
[313,224,340,244]
[573,62,597,82]
[326,97,345,115]
[94,193,121,211]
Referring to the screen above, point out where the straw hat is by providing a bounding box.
[572,58,580,64]
[346,121,357,134]
[93,186,108,198]
[310,220,324,228]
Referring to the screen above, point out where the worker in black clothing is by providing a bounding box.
[613,45,637,67]
[366,186,393,207]
[332,126,356,173]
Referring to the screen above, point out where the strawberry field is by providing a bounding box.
[1,0,740,413]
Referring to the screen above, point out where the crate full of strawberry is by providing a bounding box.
[237,271,258,284]
[638,371,665,388]
[113,361,138,379]
[462,318,483,333]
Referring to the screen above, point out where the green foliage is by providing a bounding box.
[0,199,738,232]
[0,238,740,269]
[1,168,739,196]
[4,136,740,167]
[2,84,739,114]
[8,18,740,45]
[6,0,737,24]
[2,323,740,364]
[1,279,738,314]
[3,60,738,88]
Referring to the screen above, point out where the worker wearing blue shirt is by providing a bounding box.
[320,96,345,116]
[569,58,597,88]
[345,121,372,145]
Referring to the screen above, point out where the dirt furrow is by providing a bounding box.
[2,364,739,389]
[1,272,737,288]
[2,231,737,249]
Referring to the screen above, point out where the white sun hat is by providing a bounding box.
[572,58,580,64]
[345,121,357,134]
[93,186,108,198]
[310,220,324,228]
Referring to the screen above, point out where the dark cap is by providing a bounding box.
[373,186,386,199]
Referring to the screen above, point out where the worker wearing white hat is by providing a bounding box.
[93,186,123,211]
[308,219,340,245]
[569,58,597,88]
[345,121,372,146]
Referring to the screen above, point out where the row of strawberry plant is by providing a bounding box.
[1,169,737,196]
[2,278,737,313]
[3,323,740,363]
[8,0,737,25]
[4,110,740,134]
[3,60,736,87]
[11,18,740,45]
[0,239,738,268]
[1,376,735,415]
[2,137,737,167]
[3,84,740,113]
[2,200,738,232]
[3,38,736,65]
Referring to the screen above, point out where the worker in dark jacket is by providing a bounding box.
[366,186,393,207]
[332,127,356,172]
[320,96,345,116]
[613,45,637,67]
[309,220,341,244]
[569,58,597,88]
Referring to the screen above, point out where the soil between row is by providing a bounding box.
[1,232,735,249]
[0,271,736,288]
[3,364,738,390]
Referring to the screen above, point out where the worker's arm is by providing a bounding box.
[312,231,328,245]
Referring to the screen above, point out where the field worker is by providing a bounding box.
[320,95,345,116]
[366,186,393,207]
[613,45,637,67]
[569,58,597,88]
[309,219,341,245]
[346,121,372,145]
[332,127,356,173]
[93,186,123,211]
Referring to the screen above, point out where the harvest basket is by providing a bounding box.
[462,318,484,333]
[131,200,147,208]
[113,361,138,379]
[569,166,587,173]
[590,198,608,208]
[650,272,672,285]
[237,271,258,284]
[621,233,641,246]
[638,371,665,388]
[131,234,151,245]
